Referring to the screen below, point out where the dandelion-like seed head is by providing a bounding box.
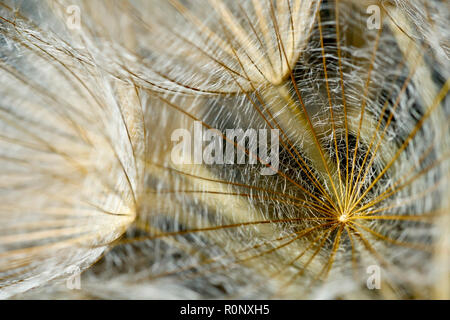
[0,0,448,300]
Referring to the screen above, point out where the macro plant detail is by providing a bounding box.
[0,0,448,299]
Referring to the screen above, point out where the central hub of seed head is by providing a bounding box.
[338,214,349,223]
